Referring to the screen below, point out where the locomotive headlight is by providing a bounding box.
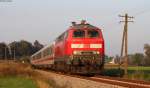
[93,51,100,54]
[73,51,77,54]
[96,51,100,54]
[73,51,81,55]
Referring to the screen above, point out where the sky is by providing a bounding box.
[0,0,150,56]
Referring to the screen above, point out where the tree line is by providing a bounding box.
[0,40,150,66]
[0,40,43,60]
[112,44,150,66]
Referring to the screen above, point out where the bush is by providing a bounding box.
[0,62,37,77]
[102,68,124,77]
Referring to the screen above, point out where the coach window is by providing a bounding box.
[87,30,99,38]
[48,47,52,55]
[37,53,41,59]
[73,30,85,38]
[33,56,36,60]
[43,49,48,57]
[32,56,35,60]
[50,47,53,55]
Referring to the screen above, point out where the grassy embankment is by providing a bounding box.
[0,76,37,88]
[0,61,44,88]
[127,66,150,81]
[104,64,150,81]
[0,61,69,88]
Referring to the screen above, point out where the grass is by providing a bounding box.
[104,64,150,81]
[0,61,41,88]
[102,68,124,77]
[0,76,37,88]
[128,66,150,70]
[0,61,70,88]
[127,66,150,81]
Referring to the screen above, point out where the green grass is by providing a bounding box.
[127,66,150,81]
[102,68,124,77]
[104,66,150,81]
[128,66,150,70]
[0,76,38,88]
[127,66,150,75]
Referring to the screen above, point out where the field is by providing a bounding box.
[0,61,40,88]
[127,66,150,81]
[128,66,150,70]
[0,61,69,88]
[0,76,37,88]
[104,64,150,81]
[0,61,149,88]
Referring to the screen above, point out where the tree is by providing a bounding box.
[114,55,120,64]
[131,53,144,66]
[105,55,113,63]
[33,40,43,53]
[0,43,7,59]
[8,40,43,59]
[144,44,150,57]
[144,44,150,66]
[18,40,34,56]
[0,40,43,60]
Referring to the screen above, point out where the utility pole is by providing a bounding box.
[5,47,7,60]
[8,45,12,59]
[119,13,134,77]
[14,49,16,61]
[13,43,16,61]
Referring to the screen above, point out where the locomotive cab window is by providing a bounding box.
[73,30,85,38]
[87,30,99,38]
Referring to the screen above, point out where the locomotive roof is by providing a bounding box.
[71,23,98,29]
[70,20,98,29]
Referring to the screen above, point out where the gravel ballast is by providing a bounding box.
[37,70,126,88]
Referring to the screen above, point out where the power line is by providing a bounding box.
[134,9,150,17]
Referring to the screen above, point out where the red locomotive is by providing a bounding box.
[30,20,105,74]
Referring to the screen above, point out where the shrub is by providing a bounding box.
[102,68,124,77]
[0,62,37,77]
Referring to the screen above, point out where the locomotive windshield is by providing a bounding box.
[73,30,85,38]
[87,30,99,38]
[73,30,99,38]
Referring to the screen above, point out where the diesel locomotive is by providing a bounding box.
[30,20,105,74]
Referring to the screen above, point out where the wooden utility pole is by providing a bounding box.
[5,47,7,60]
[14,49,16,61]
[119,13,134,77]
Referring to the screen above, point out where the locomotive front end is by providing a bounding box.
[66,21,105,74]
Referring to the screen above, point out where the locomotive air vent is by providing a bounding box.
[71,20,97,29]
[72,22,76,26]
[81,51,93,55]
[72,20,87,26]
[73,51,100,55]
[81,20,86,24]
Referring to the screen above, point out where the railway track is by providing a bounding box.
[88,76,150,88]
[42,70,150,88]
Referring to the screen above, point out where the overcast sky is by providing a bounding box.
[0,0,150,56]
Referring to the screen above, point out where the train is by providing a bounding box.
[30,20,105,74]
